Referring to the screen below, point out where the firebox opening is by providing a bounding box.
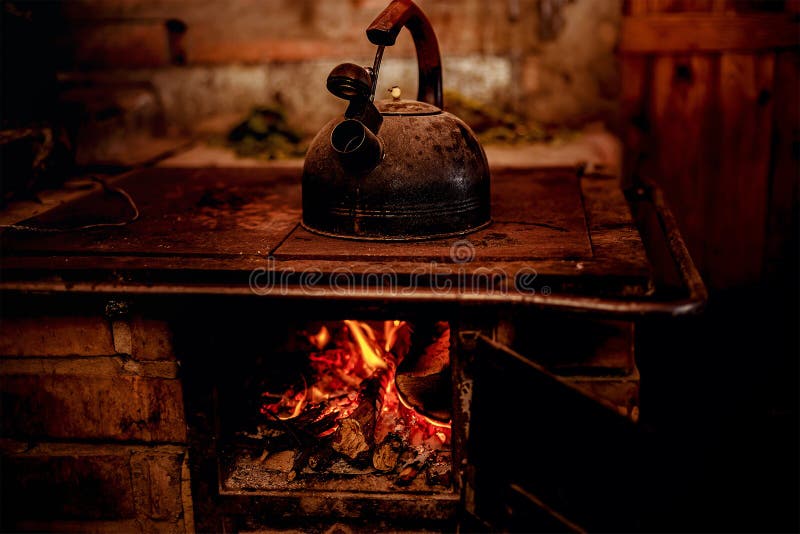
[217,319,454,496]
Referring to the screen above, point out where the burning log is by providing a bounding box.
[394,321,452,423]
[332,320,401,463]
[288,445,313,481]
[331,376,382,461]
[290,402,327,426]
[394,448,433,487]
[290,437,340,480]
[407,321,450,373]
[301,411,339,437]
[373,412,412,472]
[253,401,341,467]
[373,431,406,472]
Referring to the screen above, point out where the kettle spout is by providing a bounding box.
[331,119,383,173]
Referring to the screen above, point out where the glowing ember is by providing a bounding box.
[397,389,452,429]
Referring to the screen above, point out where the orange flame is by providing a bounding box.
[308,325,330,350]
[384,319,406,352]
[344,320,387,371]
[278,394,307,420]
[277,376,308,420]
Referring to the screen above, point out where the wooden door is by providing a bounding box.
[620,0,799,290]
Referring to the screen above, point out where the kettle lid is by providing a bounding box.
[376,99,441,116]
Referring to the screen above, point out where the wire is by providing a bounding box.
[0,176,139,233]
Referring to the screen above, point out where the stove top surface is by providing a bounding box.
[0,166,653,300]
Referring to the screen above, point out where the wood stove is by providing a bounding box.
[0,164,705,532]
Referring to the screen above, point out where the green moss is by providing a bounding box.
[443,90,549,145]
[226,106,307,160]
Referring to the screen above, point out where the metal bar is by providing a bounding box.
[0,280,703,317]
[508,483,586,533]
[625,176,708,310]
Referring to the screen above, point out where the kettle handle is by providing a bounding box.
[366,0,443,109]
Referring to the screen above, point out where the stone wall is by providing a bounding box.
[0,299,192,533]
[26,0,621,136]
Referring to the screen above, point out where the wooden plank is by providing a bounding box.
[621,0,660,186]
[619,14,799,53]
[622,0,791,290]
[705,52,775,287]
[649,54,718,279]
[719,0,797,13]
[274,169,593,262]
[624,0,652,16]
[620,55,651,186]
[765,51,800,284]
[1,168,302,258]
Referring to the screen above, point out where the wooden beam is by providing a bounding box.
[620,14,799,53]
[708,52,775,287]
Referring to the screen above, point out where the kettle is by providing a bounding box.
[302,0,491,240]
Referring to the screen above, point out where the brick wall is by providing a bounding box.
[23,0,621,136]
[0,300,192,533]
[0,296,640,531]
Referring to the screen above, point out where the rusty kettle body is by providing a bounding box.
[302,0,491,240]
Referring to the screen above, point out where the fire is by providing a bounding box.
[384,319,406,352]
[260,319,451,447]
[308,325,330,350]
[261,375,308,420]
[397,390,452,429]
[278,390,307,420]
[344,320,387,371]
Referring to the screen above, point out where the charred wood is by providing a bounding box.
[395,448,433,487]
[395,321,452,422]
[373,431,406,472]
[307,440,337,471]
[425,454,452,487]
[331,378,380,461]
